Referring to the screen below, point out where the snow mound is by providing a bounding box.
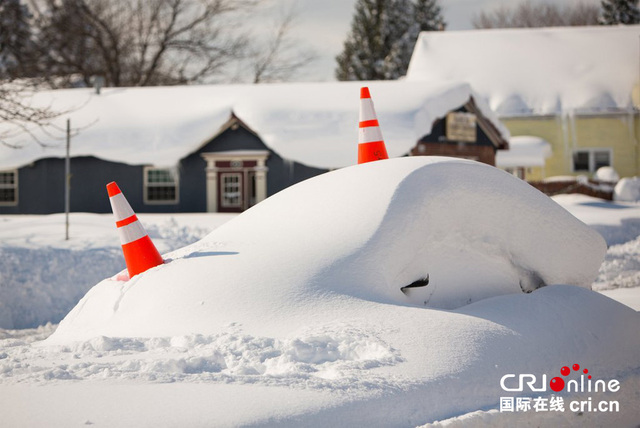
[615,177,640,202]
[594,235,640,290]
[49,157,606,342]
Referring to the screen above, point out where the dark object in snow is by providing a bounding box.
[401,275,430,294]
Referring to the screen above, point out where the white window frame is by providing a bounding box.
[0,170,18,206]
[143,167,179,205]
[220,172,243,208]
[572,148,613,173]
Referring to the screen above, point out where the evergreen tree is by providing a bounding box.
[414,0,446,31]
[380,0,417,79]
[600,0,640,24]
[0,0,34,79]
[336,0,445,81]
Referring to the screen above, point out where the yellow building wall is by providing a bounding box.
[502,112,640,181]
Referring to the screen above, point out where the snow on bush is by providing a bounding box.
[594,166,620,183]
[615,176,640,202]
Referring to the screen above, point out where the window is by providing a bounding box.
[0,170,18,206]
[572,149,612,173]
[221,173,242,207]
[144,167,178,204]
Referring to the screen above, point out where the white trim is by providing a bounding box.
[202,150,270,161]
[143,166,179,205]
[571,148,613,173]
[0,169,18,207]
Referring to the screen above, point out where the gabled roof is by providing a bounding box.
[406,25,640,117]
[0,80,508,170]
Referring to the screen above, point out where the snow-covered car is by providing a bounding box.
[34,157,640,426]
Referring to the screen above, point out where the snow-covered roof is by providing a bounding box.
[496,135,552,168]
[406,25,640,117]
[0,80,508,170]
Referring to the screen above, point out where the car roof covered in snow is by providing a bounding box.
[0,80,508,170]
[406,25,640,117]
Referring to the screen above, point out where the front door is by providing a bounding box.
[219,172,243,212]
[202,151,269,213]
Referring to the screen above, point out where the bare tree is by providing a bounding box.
[0,80,69,148]
[568,2,603,25]
[248,5,315,83]
[0,0,313,148]
[473,5,512,29]
[23,0,256,87]
[472,1,600,29]
[0,2,66,148]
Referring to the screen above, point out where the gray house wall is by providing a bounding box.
[1,156,140,215]
[1,120,327,214]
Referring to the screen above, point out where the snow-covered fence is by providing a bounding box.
[528,178,615,200]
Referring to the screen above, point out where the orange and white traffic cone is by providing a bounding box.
[107,181,163,278]
[358,87,389,164]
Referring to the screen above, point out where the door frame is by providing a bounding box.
[201,150,269,213]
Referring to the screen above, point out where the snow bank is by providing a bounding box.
[49,157,605,341]
[550,194,640,291]
[0,213,226,329]
[594,235,640,291]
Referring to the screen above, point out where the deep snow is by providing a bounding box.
[0,213,234,329]
[48,157,606,341]
[0,157,638,427]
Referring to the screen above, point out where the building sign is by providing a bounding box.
[446,112,477,143]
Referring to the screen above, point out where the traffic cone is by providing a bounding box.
[107,181,163,278]
[358,87,389,164]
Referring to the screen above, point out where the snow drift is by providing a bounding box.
[49,157,606,342]
[6,157,637,426]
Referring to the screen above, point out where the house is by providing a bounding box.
[406,25,640,181]
[0,80,508,214]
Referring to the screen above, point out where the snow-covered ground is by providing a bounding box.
[0,157,638,427]
[0,213,235,329]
